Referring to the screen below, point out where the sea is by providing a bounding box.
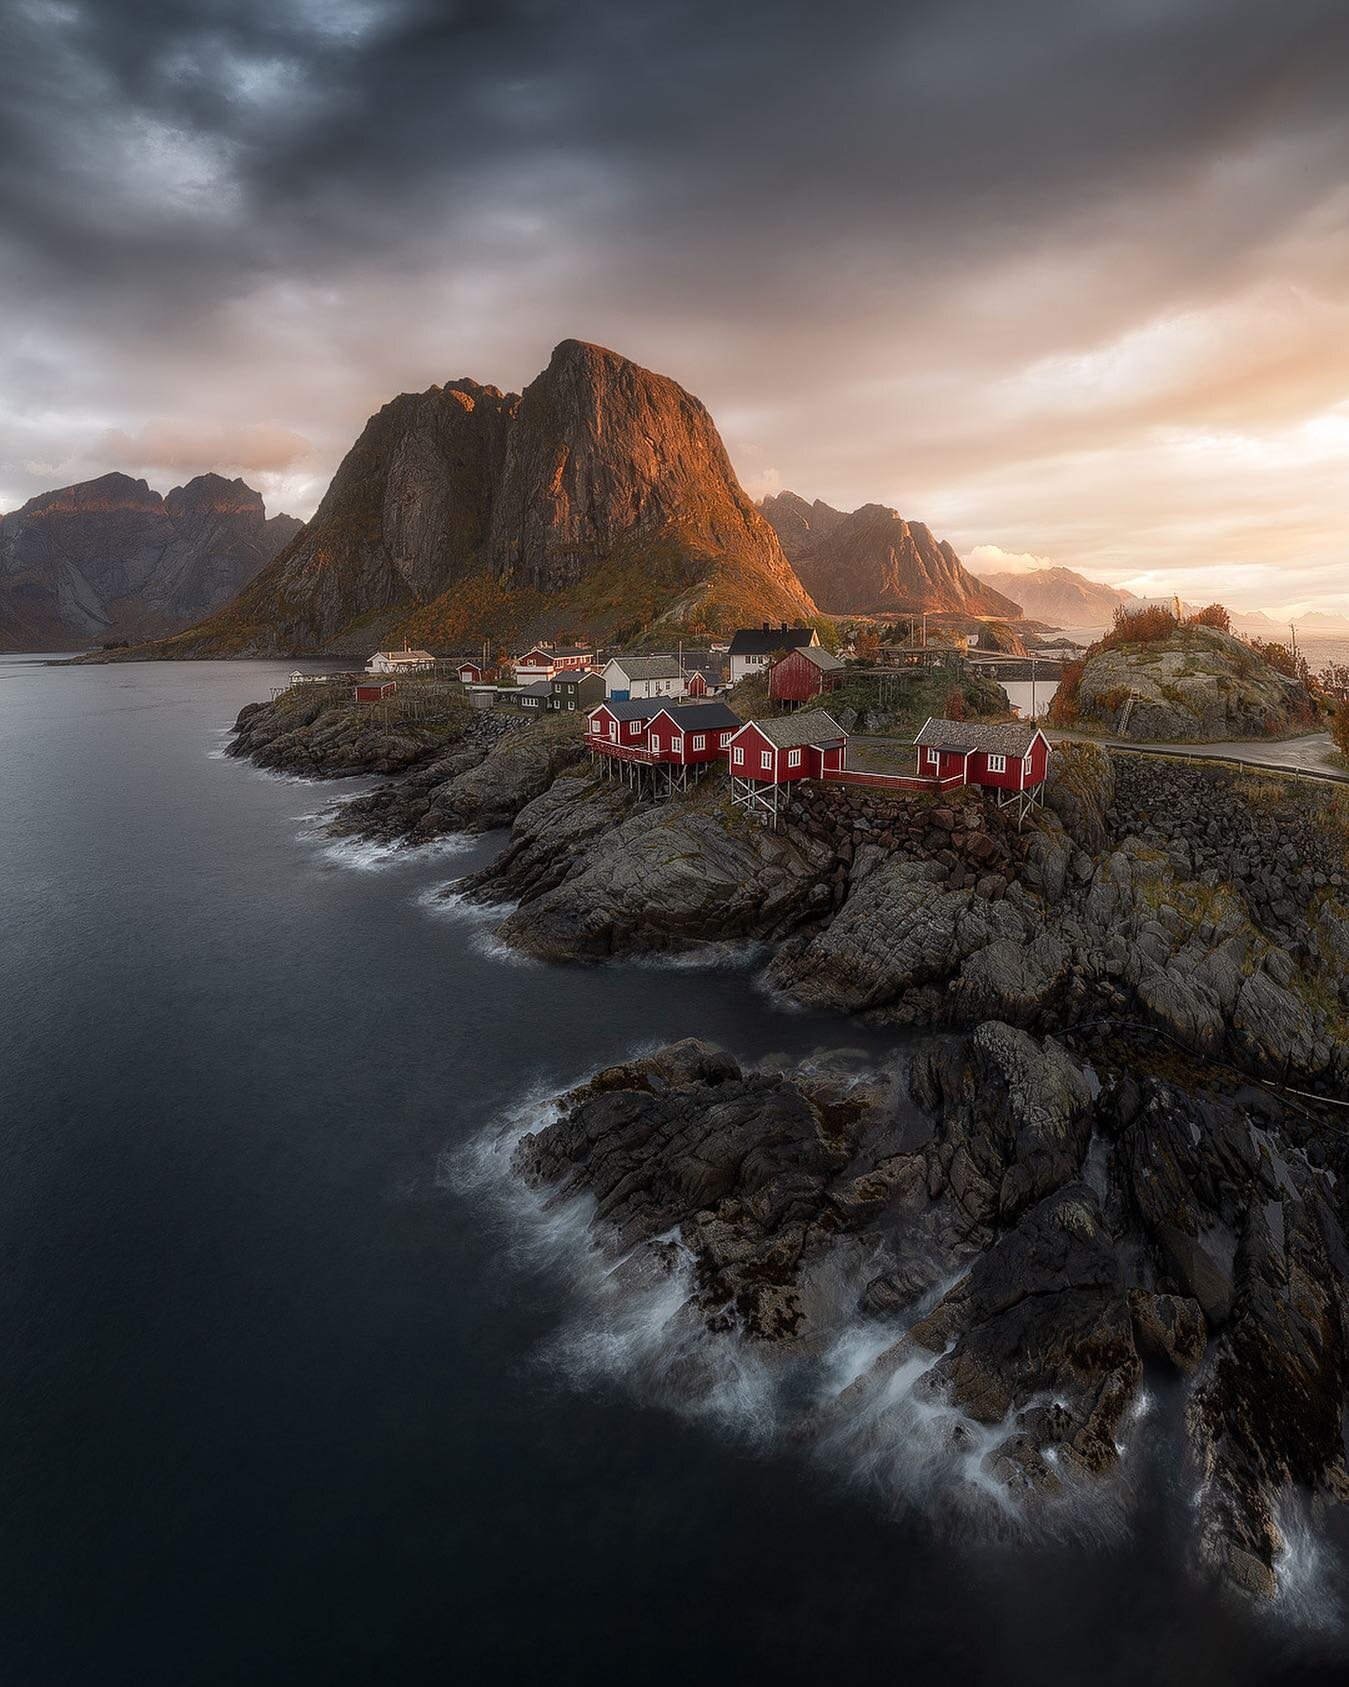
[3,654,1347,1686]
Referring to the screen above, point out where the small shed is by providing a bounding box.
[768,645,846,706]
[354,679,397,703]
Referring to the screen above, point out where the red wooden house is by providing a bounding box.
[725,709,846,823]
[768,645,846,706]
[354,678,397,703]
[586,700,741,796]
[913,719,1051,793]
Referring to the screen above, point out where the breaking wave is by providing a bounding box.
[450,1061,1143,1554]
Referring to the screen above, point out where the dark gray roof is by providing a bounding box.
[516,681,554,698]
[594,699,666,722]
[914,718,1042,754]
[649,701,741,731]
[728,626,817,656]
[740,709,846,749]
[550,646,594,659]
[605,655,683,681]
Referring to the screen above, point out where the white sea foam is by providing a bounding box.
[314,831,474,872]
[454,1059,1133,1553]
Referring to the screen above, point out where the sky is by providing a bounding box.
[4,0,1349,616]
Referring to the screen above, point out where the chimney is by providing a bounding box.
[761,621,770,632]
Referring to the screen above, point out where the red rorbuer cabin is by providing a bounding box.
[585,699,743,797]
[912,719,1052,792]
[725,709,847,825]
[767,645,846,706]
[354,679,397,703]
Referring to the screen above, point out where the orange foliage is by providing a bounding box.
[1102,604,1177,649]
[944,686,966,721]
[1187,603,1231,632]
[1048,658,1085,725]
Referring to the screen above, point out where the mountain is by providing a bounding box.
[760,494,1021,619]
[758,491,847,561]
[145,340,816,657]
[0,472,301,650]
[1296,610,1349,632]
[970,565,1133,626]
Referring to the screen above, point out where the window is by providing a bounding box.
[761,750,772,770]
[733,747,744,766]
[692,734,705,751]
[987,753,1006,773]
[1022,753,1033,772]
[568,702,575,711]
[787,748,802,768]
[720,732,731,747]
[926,747,939,767]
[628,719,641,736]
[671,737,684,756]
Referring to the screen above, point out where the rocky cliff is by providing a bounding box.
[1056,625,1319,741]
[139,341,816,657]
[0,472,301,649]
[510,1028,1349,1600]
[971,565,1132,627]
[761,493,1021,619]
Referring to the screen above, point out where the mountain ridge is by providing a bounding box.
[0,471,301,650]
[760,491,1021,619]
[129,341,817,657]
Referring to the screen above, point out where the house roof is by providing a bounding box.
[793,646,845,672]
[728,625,817,656]
[594,699,666,722]
[740,709,846,749]
[550,670,600,686]
[549,645,594,659]
[374,648,433,661]
[914,718,1044,755]
[649,701,741,731]
[605,655,683,681]
[516,681,555,698]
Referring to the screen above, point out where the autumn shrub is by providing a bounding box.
[1250,638,1299,679]
[1101,604,1177,650]
[1049,658,1085,725]
[1332,700,1349,763]
[1102,684,1132,713]
[944,686,967,721]
[1187,603,1231,632]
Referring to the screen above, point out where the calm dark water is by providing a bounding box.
[1,655,1344,1686]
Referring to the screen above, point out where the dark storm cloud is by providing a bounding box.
[5,0,1349,606]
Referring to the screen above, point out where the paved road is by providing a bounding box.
[1050,729,1345,781]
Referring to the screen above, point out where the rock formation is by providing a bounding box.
[1059,625,1319,741]
[140,341,816,657]
[0,471,301,649]
[760,493,1021,619]
[970,565,1133,627]
[510,1027,1349,1599]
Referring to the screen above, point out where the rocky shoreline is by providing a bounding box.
[509,1029,1349,1601]
[225,688,1349,1600]
[228,694,1349,1098]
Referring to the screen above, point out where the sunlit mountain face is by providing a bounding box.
[4,0,1349,617]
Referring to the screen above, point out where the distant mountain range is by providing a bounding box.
[969,565,1134,625]
[129,340,816,657]
[0,473,301,650]
[760,491,1020,619]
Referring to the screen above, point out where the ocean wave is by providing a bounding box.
[455,1061,1138,1551]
